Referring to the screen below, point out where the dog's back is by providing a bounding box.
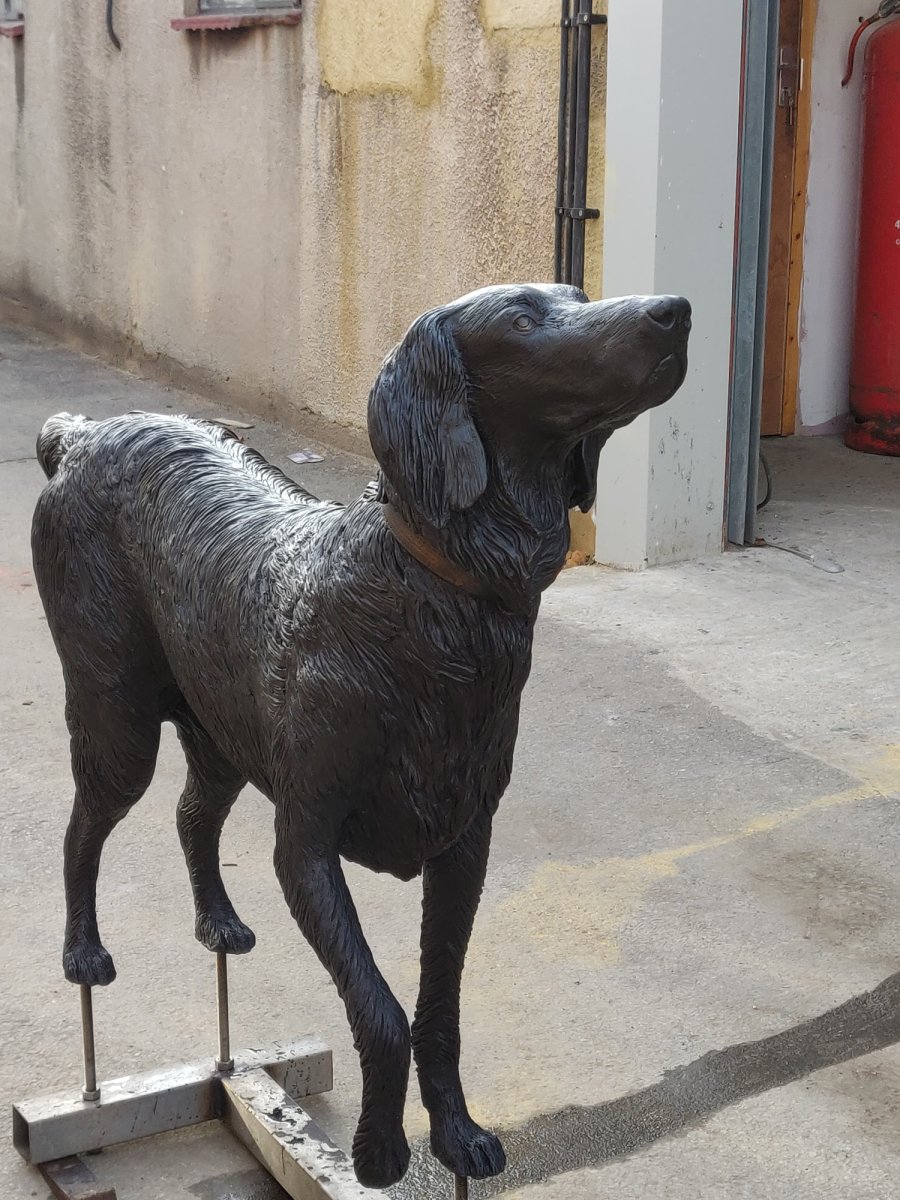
[32,411,339,783]
[36,409,320,500]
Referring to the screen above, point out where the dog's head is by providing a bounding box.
[368,283,690,528]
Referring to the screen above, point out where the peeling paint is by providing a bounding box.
[316,0,438,102]
[479,0,558,32]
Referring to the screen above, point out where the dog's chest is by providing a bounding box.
[332,606,534,876]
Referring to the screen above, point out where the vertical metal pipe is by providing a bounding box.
[555,0,572,282]
[80,986,100,1103]
[564,0,580,284]
[216,952,234,1073]
[454,1175,469,1200]
[569,0,594,289]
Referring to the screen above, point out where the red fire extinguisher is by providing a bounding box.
[844,1,900,455]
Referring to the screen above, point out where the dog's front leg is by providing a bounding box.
[273,808,411,1188]
[412,809,507,1180]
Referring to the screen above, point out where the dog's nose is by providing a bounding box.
[646,296,692,332]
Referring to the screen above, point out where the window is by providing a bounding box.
[174,0,301,30]
[194,0,299,10]
[1,0,24,35]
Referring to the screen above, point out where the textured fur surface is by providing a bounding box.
[31,283,690,1187]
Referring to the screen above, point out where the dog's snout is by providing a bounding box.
[646,296,692,332]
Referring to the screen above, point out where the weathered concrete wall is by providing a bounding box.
[0,0,607,435]
[0,32,25,293]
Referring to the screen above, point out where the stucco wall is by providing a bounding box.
[0,0,607,434]
[796,0,864,434]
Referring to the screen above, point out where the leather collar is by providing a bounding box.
[381,504,489,599]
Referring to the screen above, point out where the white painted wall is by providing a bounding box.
[596,0,744,568]
[796,1,865,433]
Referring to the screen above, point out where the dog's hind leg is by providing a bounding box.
[273,805,411,1189]
[63,700,161,987]
[413,810,506,1180]
[174,715,254,955]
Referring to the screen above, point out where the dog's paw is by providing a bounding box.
[352,1125,411,1189]
[63,938,117,986]
[431,1113,507,1179]
[195,908,256,955]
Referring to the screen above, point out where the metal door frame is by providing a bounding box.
[726,0,781,545]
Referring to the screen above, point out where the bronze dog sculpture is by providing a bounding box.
[32,283,690,1188]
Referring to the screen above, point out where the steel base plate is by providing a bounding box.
[10,1037,380,1200]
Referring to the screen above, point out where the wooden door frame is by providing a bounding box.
[779,0,818,434]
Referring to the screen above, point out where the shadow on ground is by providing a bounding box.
[392,969,900,1196]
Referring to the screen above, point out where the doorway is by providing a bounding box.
[726,0,817,544]
[736,0,899,574]
[759,0,816,438]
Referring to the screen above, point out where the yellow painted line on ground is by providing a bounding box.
[862,743,900,795]
[494,781,882,972]
[488,744,900,973]
[461,748,900,1126]
[458,748,900,1132]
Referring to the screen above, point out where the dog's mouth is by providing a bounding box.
[570,343,690,436]
[643,347,688,404]
[608,349,688,423]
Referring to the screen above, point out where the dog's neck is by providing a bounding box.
[381,452,572,615]
[381,504,490,600]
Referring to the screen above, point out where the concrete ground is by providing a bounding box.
[2,322,900,1200]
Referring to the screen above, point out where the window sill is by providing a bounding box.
[0,20,24,38]
[171,10,301,31]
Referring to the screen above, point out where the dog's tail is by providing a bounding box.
[36,413,94,479]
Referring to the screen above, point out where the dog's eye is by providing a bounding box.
[513,314,536,332]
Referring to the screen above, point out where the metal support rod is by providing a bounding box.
[215,953,234,1073]
[79,987,100,1103]
[454,1176,468,1200]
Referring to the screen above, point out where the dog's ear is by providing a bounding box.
[566,431,609,512]
[368,312,488,528]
